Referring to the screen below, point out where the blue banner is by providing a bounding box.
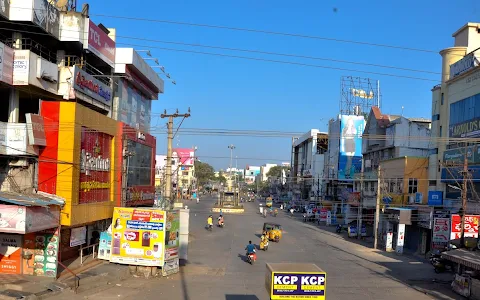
[428,191,443,206]
[338,115,365,180]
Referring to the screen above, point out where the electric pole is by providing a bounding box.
[374,165,381,249]
[357,169,364,239]
[161,108,191,209]
[460,147,469,248]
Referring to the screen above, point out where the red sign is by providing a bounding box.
[79,127,112,204]
[174,148,194,166]
[450,214,480,240]
[25,114,46,146]
[132,210,151,222]
[86,20,115,67]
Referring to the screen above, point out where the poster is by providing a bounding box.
[164,210,180,260]
[338,115,365,180]
[70,226,87,247]
[450,214,479,240]
[23,228,60,277]
[162,258,179,277]
[0,233,22,274]
[270,272,326,300]
[432,217,450,249]
[110,207,165,267]
[98,231,112,260]
[396,224,405,254]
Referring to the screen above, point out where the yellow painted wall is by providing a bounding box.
[56,102,120,227]
[404,157,429,204]
[380,158,406,205]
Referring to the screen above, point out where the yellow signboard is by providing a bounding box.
[110,207,165,266]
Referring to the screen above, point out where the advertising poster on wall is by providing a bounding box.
[70,226,87,247]
[13,50,29,86]
[110,207,165,267]
[450,214,479,240]
[270,272,326,300]
[79,127,112,204]
[23,228,60,277]
[164,211,180,260]
[432,217,450,249]
[98,231,112,260]
[0,234,22,274]
[338,115,365,180]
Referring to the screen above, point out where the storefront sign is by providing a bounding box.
[13,51,29,85]
[396,224,405,254]
[0,204,26,234]
[449,117,480,138]
[26,206,60,233]
[110,207,165,267]
[450,52,479,79]
[137,131,146,141]
[72,66,112,106]
[33,0,60,38]
[432,217,450,249]
[25,114,46,146]
[126,186,155,206]
[441,165,480,183]
[79,128,112,204]
[428,191,443,206]
[0,42,13,85]
[270,272,326,300]
[443,146,479,165]
[98,231,112,260]
[85,20,115,67]
[450,214,479,240]
[70,226,87,247]
[23,228,60,277]
[0,234,22,274]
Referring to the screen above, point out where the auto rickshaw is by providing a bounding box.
[263,222,283,242]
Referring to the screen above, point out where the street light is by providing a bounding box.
[137,50,152,57]
[144,58,159,65]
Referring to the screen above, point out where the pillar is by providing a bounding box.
[8,32,22,123]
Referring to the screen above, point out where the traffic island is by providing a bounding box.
[212,206,244,214]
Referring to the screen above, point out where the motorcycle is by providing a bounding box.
[336,224,347,233]
[247,252,257,264]
[429,250,454,273]
[217,220,225,228]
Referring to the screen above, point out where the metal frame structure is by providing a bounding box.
[340,76,380,117]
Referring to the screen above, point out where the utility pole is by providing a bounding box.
[357,169,364,239]
[460,147,469,248]
[374,165,381,249]
[161,108,191,209]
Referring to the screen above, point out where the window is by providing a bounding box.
[441,93,444,105]
[449,93,480,126]
[429,180,436,186]
[432,114,440,121]
[408,178,418,194]
[127,141,153,186]
[439,126,442,137]
[182,171,188,176]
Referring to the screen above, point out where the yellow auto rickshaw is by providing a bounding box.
[263,222,283,242]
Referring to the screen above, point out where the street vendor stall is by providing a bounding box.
[442,249,480,298]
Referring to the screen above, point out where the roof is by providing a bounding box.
[442,249,480,270]
[407,117,431,123]
[0,191,65,207]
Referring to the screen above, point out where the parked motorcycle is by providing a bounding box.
[429,250,454,273]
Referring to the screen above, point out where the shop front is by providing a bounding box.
[39,102,119,261]
[0,192,64,277]
[382,208,412,254]
[412,206,433,255]
[117,123,156,207]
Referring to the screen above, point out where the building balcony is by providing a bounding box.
[9,0,61,39]
[0,116,46,157]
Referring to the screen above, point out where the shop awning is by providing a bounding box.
[0,191,65,207]
[442,249,480,270]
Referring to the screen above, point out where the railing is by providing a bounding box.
[79,243,99,265]
[5,38,57,63]
[57,261,80,294]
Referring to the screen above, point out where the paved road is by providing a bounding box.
[51,196,461,300]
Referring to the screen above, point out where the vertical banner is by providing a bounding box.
[98,231,112,260]
[338,115,365,180]
[396,224,406,254]
[164,210,180,260]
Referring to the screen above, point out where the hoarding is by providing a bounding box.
[73,66,113,107]
[270,272,326,300]
[126,186,155,207]
[443,146,480,165]
[432,217,449,249]
[25,114,46,146]
[110,207,165,267]
[0,204,59,234]
[85,19,115,67]
[70,226,86,247]
[79,127,112,204]
[23,228,60,277]
[33,0,60,38]
[0,234,22,274]
[0,42,13,85]
[13,50,29,85]
[450,214,479,240]
[0,0,9,19]
[174,148,194,166]
[450,52,480,79]
[338,115,364,180]
[98,231,112,260]
[164,211,180,260]
[449,117,480,138]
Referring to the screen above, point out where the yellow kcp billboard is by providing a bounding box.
[110,207,165,266]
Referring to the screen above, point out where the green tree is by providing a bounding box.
[266,166,290,178]
[194,161,215,186]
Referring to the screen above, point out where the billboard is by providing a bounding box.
[174,148,194,166]
[73,66,113,107]
[0,42,13,85]
[85,19,116,67]
[338,115,365,180]
[110,207,165,267]
[270,272,326,300]
[79,127,112,204]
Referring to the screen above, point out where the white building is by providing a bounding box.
[260,163,278,182]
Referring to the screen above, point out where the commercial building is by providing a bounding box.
[244,165,260,185]
[430,22,480,212]
[173,148,196,198]
[291,129,328,202]
[259,164,278,182]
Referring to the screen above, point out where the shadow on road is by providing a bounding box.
[237,253,247,262]
[226,295,259,300]
[180,259,190,300]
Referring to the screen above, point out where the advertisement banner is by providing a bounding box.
[23,228,60,277]
[271,272,326,300]
[164,211,180,260]
[428,191,443,206]
[98,231,112,260]
[33,0,60,38]
[25,114,46,146]
[432,217,450,249]
[79,127,112,204]
[0,42,13,85]
[110,207,165,267]
[174,148,194,166]
[162,258,179,277]
[450,214,480,240]
[338,115,364,180]
[73,66,113,106]
[126,186,155,207]
[449,117,480,138]
[0,204,27,234]
[13,50,29,85]
[85,19,115,67]
[396,224,405,254]
[443,146,480,165]
[70,226,87,247]
[0,233,22,274]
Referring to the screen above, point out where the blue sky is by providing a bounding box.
[82,0,478,170]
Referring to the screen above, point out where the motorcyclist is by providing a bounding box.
[207,215,213,229]
[218,215,224,226]
[245,240,256,256]
[219,209,223,217]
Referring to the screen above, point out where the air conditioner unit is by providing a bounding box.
[408,195,414,204]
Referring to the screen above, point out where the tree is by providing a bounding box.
[194,161,215,186]
[267,166,290,178]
